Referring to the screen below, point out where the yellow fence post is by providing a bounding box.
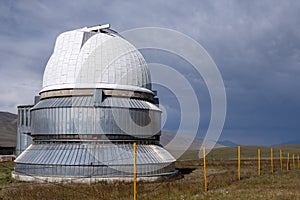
[270,148,274,173]
[292,154,295,169]
[203,147,207,192]
[280,149,283,171]
[287,152,290,171]
[238,146,241,181]
[258,148,261,176]
[133,142,137,200]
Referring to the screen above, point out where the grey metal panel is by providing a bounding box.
[16,106,33,156]
[15,144,175,166]
[31,106,161,136]
[31,97,161,135]
[14,162,176,178]
[16,91,174,178]
[33,96,160,111]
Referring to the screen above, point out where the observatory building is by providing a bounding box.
[13,25,176,182]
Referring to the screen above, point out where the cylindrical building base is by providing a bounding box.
[13,143,176,182]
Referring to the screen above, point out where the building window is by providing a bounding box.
[21,109,24,126]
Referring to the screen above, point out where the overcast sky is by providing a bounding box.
[1,0,300,145]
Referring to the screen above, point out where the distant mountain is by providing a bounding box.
[160,131,225,158]
[0,112,17,147]
[272,140,300,146]
[217,140,240,147]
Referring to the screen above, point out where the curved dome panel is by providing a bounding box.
[42,29,152,93]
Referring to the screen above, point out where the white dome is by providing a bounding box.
[41,28,152,93]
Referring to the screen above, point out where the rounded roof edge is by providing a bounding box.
[40,83,154,94]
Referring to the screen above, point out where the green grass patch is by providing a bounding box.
[177,144,300,161]
[0,162,14,184]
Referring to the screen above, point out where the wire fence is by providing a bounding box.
[0,145,299,199]
[202,146,300,192]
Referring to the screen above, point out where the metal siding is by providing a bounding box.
[15,94,175,178]
[16,106,33,156]
[33,96,161,111]
[32,103,160,135]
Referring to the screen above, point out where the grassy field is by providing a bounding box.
[0,145,299,200]
[177,144,300,160]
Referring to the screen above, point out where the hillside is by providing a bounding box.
[160,131,225,158]
[0,112,17,147]
[178,144,300,160]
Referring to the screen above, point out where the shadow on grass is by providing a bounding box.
[177,168,196,175]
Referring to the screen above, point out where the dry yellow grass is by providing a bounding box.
[1,145,300,200]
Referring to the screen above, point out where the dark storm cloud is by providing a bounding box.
[0,0,299,145]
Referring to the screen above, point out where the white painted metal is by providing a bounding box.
[81,24,110,32]
[42,28,152,94]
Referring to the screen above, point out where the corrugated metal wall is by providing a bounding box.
[15,96,176,178]
[31,97,161,137]
[16,106,33,156]
[15,144,175,177]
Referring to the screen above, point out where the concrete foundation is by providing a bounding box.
[12,170,178,184]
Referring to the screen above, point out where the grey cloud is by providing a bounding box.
[0,0,300,145]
